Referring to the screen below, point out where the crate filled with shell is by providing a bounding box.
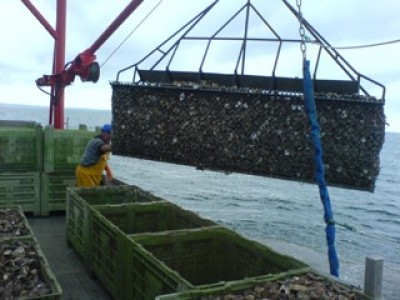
[0,205,62,299]
[156,268,369,300]
[0,237,62,299]
[0,206,33,240]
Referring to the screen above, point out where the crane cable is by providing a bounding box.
[100,0,165,68]
[329,38,400,50]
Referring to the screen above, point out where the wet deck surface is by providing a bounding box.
[27,214,112,300]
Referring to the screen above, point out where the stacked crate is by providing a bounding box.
[0,121,42,216]
[41,125,95,215]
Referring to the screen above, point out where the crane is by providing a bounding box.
[21,0,144,129]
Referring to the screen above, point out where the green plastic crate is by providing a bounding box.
[0,172,41,216]
[0,120,40,128]
[0,205,34,240]
[0,121,42,172]
[0,236,63,299]
[94,201,217,236]
[41,172,76,216]
[43,125,95,173]
[66,185,163,264]
[156,268,369,299]
[126,227,308,300]
[89,202,217,300]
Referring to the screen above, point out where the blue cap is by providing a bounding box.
[101,124,112,133]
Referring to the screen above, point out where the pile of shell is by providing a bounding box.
[0,240,51,299]
[117,186,164,203]
[111,83,385,191]
[0,209,30,238]
[198,273,364,300]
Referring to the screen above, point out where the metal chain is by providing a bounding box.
[296,0,307,60]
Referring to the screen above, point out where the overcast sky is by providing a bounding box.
[0,0,399,131]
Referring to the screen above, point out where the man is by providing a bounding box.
[75,124,114,187]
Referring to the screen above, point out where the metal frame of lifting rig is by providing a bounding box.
[117,0,385,101]
[22,0,386,128]
[21,0,144,129]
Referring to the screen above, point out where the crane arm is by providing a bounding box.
[36,0,144,87]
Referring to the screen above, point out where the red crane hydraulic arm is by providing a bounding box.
[21,0,144,128]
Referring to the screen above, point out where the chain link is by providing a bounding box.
[296,0,307,60]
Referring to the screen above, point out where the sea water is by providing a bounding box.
[1,103,399,299]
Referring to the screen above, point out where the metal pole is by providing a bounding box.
[364,256,383,300]
[88,0,143,54]
[49,43,56,125]
[53,0,66,129]
[21,0,57,39]
[241,0,251,76]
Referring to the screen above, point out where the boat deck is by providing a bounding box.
[27,214,112,300]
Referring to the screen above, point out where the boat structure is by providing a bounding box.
[1,0,386,299]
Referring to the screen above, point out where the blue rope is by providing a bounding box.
[303,60,340,277]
